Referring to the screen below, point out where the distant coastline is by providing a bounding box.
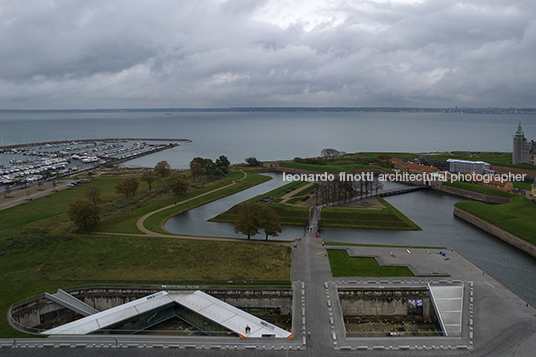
[1,107,536,114]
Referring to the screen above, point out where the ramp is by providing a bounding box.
[428,284,464,337]
[171,290,292,338]
[45,289,99,317]
[44,290,292,338]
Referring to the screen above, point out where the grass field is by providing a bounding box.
[513,181,533,190]
[320,198,420,230]
[327,250,414,277]
[210,202,310,227]
[0,224,291,337]
[443,180,514,197]
[143,173,272,234]
[209,181,312,227]
[279,161,387,174]
[455,195,536,244]
[0,177,164,232]
[0,168,292,338]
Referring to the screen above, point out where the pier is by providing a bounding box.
[0,138,190,151]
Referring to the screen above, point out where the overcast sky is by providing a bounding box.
[1,0,535,109]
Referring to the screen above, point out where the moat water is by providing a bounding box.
[165,172,536,305]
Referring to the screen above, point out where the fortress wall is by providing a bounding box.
[437,184,511,204]
[453,206,536,258]
[338,289,432,317]
[490,165,536,180]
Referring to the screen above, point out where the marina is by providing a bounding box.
[0,138,189,186]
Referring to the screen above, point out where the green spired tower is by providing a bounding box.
[513,119,529,164]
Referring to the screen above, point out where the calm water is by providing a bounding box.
[165,172,536,305]
[1,111,535,169]
[1,111,535,303]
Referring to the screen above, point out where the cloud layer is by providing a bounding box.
[1,0,535,108]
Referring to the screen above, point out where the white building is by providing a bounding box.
[447,159,491,174]
[513,120,536,165]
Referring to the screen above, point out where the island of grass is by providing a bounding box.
[209,180,311,226]
[327,250,414,277]
[320,197,420,230]
[455,195,536,245]
[211,180,421,230]
[443,180,515,197]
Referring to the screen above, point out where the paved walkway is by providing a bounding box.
[135,171,248,235]
[0,181,71,211]
[291,206,338,355]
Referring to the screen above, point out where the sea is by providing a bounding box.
[1,110,536,304]
[1,111,535,169]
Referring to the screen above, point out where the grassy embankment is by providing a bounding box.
[444,179,535,244]
[442,180,515,197]
[0,169,291,338]
[455,195,536,244]
[279,161,386,174]
[321,197,421,230]
[327,250,414,277]
[141,172,272,234]
[209,181,311,226]
[212,179,420,230]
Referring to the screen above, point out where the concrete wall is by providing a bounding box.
[436,184,511,204]
[338,289,432,317]
[454,206,536,258]
[12,298,65,328]
[490,165,536,180]
[10,286,294,331]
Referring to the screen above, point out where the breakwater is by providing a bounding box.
[0,138,190,151]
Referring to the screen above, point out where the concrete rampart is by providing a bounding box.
[9,286,293,334]
[338,289,432,317]
[437,184,511,204]
[453,206,536,258]
[490,165,536,180]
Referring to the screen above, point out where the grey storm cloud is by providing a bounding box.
[0,0,535,108]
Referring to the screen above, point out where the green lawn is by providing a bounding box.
[142,173,272,234]
[320,198,420,230]
[0,227,291,337]
[455,195,536,244]
[327,250,414,277]
[513,181,532,190]
[209,180,312,226]
[443,180,514,197]
[279,161,386,174]
[210,202,310,227]
[0,168,292,338]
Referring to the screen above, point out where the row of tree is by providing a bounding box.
[190,156,230,179]
[316,176,384,205]
[234,202,282,240]
[68,160,191,231]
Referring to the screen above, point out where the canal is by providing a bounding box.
[165,172,536,305]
